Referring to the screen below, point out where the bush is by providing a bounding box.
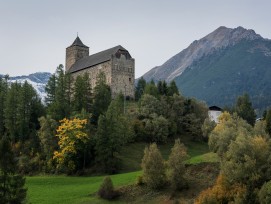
[136,175,144,186]
[259,181,271,204]
[98,176,117,200]
[141,143,166,189]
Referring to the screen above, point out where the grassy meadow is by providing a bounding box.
[26,140,218,203]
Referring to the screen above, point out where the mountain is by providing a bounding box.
[142,26,271,110]
[0,72,51,101]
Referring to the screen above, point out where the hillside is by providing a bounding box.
[141,26,271,110]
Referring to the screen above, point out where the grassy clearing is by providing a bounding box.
[119,139,213,172]
[26,140,217,203]
[26,171,141,204]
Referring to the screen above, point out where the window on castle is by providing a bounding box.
[129,78,131,83]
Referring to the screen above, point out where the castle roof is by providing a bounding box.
[69,36,89,48]
[69,45,128,73]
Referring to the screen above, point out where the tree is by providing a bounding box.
[144,81,159,98]
[72,73,92,113]
[235,93,256,126]
[143,114,169,143]
[95,97,133,173]
[265,108,271,136]
[53,118,89,173]
[259,181,271,204]
[135,77,146,101]
[141,143,166,189]
[209,112,253,157]
[201,118,216,141]
[167,81,179,96]
[168,139,188,190]
[91,72,111,125]
[38,116,58,164]
[0,137,27,203]
[157,80,168,96]
[4,82,21,142]
[0,76,8,136]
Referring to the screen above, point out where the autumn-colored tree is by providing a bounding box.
[195,174,246,204]
[53,118,89,173]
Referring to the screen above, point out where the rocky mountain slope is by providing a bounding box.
[142,26,271,110]
[1,72,51,101]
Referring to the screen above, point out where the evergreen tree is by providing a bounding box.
[4,82,20,142]
[0,76,8,136]
[91,72,111,125]
[72,73,92,113]
[135,77,146,101]
[0,137,27,203]
[95,96,133,173]
[265,108,271,136]
[167,81,179,96]
[45,74,56,105]
[235,93,256,126]
[144,81,159,98]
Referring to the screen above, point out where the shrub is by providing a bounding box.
[259,181,271,204]
[98,176,117,200]
[141,143,166,189]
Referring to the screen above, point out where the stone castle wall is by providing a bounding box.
[71,55,135,99]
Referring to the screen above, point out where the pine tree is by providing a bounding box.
[95,96,133,173]
[4,82,21,142]
[0,136,27,203]
[0,76,8,136]
[167,81,179,96]
[235,93,256,126]
[72,73,92,113]
[135,77,146,101]
[91,72,111,125]
[265,108,271,136]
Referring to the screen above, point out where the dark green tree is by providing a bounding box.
[167,80,179,96]
[157,80,168,96]
[0,137,27,203]
[4,82,21,142]
[235,93,256,126]
[135,77,146,101]
[95,96,133,173]
[0,76,8,136]
[265,108,271,136]
[144,81,159,98]
[91,72,111,125]
[72,73,92,113]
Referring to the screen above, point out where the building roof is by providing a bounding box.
[209,106,222,111]
[69,36,89,48]
[69,45,128,73]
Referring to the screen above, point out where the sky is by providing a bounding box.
[1,0,271,78]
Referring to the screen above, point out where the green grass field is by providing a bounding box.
[26,171,141,204]
[26,141,218,204]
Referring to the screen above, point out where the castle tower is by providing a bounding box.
[65,36,89,72]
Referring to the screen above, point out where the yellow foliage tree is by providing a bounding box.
[53,118,89,172]
[195,174,246,204]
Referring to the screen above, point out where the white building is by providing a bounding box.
[208,106,222,123]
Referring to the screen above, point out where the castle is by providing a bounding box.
[65,36,135,99]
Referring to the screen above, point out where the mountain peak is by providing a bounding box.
[142,26,267,82]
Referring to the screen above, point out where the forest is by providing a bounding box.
[1,64,271,203]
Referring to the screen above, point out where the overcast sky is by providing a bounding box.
[1,0,271,77]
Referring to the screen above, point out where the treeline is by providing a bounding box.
[0,65,210,176]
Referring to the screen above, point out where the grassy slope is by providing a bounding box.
[26,141,218,204]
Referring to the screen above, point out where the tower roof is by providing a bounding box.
[70,36,89,48]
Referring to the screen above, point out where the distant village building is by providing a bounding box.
[208,106,222,123]
[65,36,135,99]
